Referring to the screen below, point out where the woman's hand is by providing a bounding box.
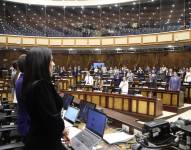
[62,129,70,144]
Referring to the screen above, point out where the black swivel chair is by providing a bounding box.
[78,100,96,123]
[62,94,74,110]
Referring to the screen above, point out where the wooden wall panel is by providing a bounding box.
[1,50,191,69]
[142,35,157,43]
[75,39,88,45]
[88,39,100,45]
[36,38,49,45]
[138,101,147,114]
[149,102,155,116]
[102,38,114,45]
[8,36,21,44]
[115,37,127,45]
[128,36,141,44]
[0,36,6,43]
[158,34,173,42]
[63,39,75,45]
[174,31,190,41]
[23,37,36,45]
[49,39,62,46]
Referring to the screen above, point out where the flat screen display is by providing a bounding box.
[86,109,107,137]
[93,63,105,69]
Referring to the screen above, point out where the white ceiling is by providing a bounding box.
[4,0,138,6]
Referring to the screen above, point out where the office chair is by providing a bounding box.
[62,94,74,110]
[78,100,96,123]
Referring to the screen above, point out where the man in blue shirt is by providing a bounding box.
[15,54,29,142]
[169,71,181,91]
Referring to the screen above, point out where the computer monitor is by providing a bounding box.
[62,93,74,110]
[93,62,105,69]
[64,106,80,124]
[86,109,107,137]
[78,100,96,122]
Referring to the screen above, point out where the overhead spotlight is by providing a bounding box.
[95,48,100,51]
[114,4,118,7]
[97,5,101,8]
[68,48,74,51]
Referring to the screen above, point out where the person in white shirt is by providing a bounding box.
[185,68,191,83]
[94,67,99,73]
[119,77,129,94]
[101,66,107,74]
[84,72,94,85]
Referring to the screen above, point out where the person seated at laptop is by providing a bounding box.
[169,71,181,91]
[84,72,94,85]
[22,47,69,150]
[119,77,129,94]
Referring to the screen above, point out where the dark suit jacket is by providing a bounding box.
[25,80,66,150]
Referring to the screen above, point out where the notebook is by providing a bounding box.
[63,106,79,128]
[71,109,107,150]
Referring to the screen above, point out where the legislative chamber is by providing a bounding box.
[0,0,191,149]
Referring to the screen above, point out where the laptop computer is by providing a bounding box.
[71,109,107,150]
[63,106,80,128]
[78,100,96,123]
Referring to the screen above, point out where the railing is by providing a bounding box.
[0,29,190,48]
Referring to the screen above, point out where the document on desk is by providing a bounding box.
[103,132,134,144]
[67,127,82,139]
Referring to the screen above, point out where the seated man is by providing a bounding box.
[119,77,129,94]
[169,71,181,91]
[84,72,94,85]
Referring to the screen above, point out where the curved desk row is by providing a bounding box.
[129,87,184,112]
[62,90,162,118]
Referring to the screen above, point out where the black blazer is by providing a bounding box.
[25,80,66,150]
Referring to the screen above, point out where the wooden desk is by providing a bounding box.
[57,79,69,91]
[69,114,136,150]
[63,90,162,118]
[76,84,93,92]
[0,90,12,101]
[129,87,184,112]
[182,83,191,103]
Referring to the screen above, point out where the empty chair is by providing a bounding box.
[62,93,74,110]
[78,100,96,122]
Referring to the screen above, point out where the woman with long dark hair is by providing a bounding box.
[22,47,69,150]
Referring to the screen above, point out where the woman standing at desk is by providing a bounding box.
[22,47,69,150]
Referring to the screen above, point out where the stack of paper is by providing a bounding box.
[103,132,134,144]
